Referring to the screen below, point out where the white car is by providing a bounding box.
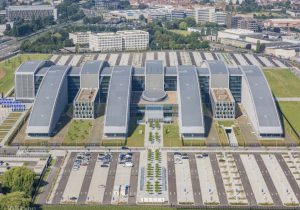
[123,162,133,167]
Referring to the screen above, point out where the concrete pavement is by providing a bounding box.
[167,152,177,205]
[188,153,203,206]
[103,153,119,204]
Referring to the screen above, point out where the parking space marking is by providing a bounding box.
[77,153,98,204]
[209,153,228,205]
[188,153,203,206]
[103,153,119,204]
[52,152,77,204]
[167,152,177,205]
[128,152,140,204]
[232,153,257,206]
[254,154,282,206]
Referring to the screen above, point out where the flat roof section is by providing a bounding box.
[211,88,235,102]
[145,60,164,75]
[104,66,132,128]
[76,88,98,102]
[177,65,204,129]
[241,65,282,128]
[81,60,105,75]
[16,60,49,74]
[28,65,70,127]
[206,60,229,75]
[228,67,243,76]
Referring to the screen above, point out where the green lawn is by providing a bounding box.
[217,120,234,127]
[126,124,145,147]
[278,102,300,135]
[263,69,300,97]
[215,123,229,146]
[163,123,182,147]
[169,29,191,36]
[0,54,50,94]
[63,120,93,145]
[40,206,174,210]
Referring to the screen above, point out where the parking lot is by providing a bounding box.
[44,150,300,207]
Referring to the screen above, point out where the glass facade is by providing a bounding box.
[132,76,144,91]
[229,76,242,103]
[34,76,43,95]
[99,76,110,103]
[198,76,210,103]
[165,76,177,91]
[68,76,80,103]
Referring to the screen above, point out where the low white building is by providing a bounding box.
[117,30,149,51]
[89,32,122,52]
[69,31,91,45]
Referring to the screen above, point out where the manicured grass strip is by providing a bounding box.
[63,120,93,145]
[126,124,145,147]
[215,123,229,146]
[263,69,300,97]
[163,123,182,147]
[259,140,286,147]
[101,140,126,146]
[40,205,174,210]
[278,102,300,140]
[0,54,50,94]
[217,120,234,127]
[233,126,245,146]
[183,140,206,146]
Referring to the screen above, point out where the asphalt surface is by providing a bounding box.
[275,154,300,203]
[37,156,64,204]
[189,52,196,66]
[188,153,203,206]
[209,153,228,205]
[128,152,140,204]
[52,152,77,204]
[254,153,283,206]
[77,153,98,204]
[103,153,119,204]
[232,153,257,206]
[167,152,177,206]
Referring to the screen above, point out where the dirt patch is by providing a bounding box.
[0,68,6,80]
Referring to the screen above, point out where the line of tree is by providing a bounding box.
[21,29,73,53]
[57,0,85,22]
[147,22,210,50]
[4,16,55,37]
[0,166,36,209]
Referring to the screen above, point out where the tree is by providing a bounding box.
[0,191,31,210]
[2,167,36,195]
[179,21,187,30]
[256,40,261,53]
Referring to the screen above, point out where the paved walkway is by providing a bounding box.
[37,156,64,204]
[167,152,177,205]
[276,98,300,102]
[188,153,203,206]
[103,153,119,204]
[128,152,140,204]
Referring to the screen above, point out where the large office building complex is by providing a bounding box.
[6,5,58,21]
[15,57,283,139]
[69,30,149,52]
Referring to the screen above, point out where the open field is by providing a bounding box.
[263,69,300,97]
[169,29,192,36]
[126,124,145,147]
[0,54,50,94]
[278,102,300,135]
[63,120,93,145]
[163,123,182,147]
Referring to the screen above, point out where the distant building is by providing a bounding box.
[89,32,123,52]
[95,0,120,10]
[87,30,149,52]
[238,18,262,32]
[69,31,91,45]
[264,19,300,30]
[195,7,216,23]
[6,5,57,21]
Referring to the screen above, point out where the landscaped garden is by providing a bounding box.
[163,123,182,147]
[0,54,50,94]
[63,120,93,145]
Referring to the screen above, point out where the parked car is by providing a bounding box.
[101,164,109,167]
[123,162,133,167]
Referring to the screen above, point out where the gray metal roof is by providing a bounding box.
[101,67,112,76]
[241,65,281,127]
[133,67,144,76]
[28,65,70,127]
[228,67,243,76]
[206,60,229,75]
[35,67,50,76]
[105,66,132,127]
[81,60,104,75]
[165,67,177,76]
[145,60,164,74]
[68,67,81,76]
[177,66,204,127]
[16,60,48,74]
[197,67,210,76]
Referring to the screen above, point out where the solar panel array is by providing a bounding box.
[0,98,26,112]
